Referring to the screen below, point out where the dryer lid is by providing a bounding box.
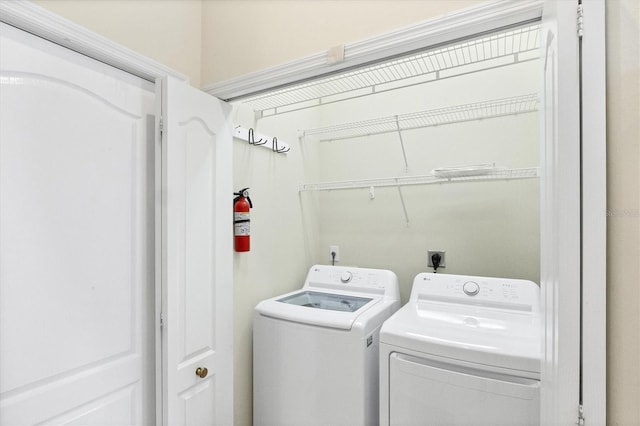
[380,301,541,374]
[380,273,541,374]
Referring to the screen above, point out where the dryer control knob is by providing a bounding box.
[340,271,353,283]
[463,281,480,296]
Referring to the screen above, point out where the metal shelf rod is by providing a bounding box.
[240,23,541,117]
[300,93,539,143]
[299,167,539,192]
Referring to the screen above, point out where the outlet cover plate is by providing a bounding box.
[330,245,340,263]
[428,250,446,268]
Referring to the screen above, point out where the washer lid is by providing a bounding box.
[278,291,372,312]
[380,299,541,374]
[255,289,381,330]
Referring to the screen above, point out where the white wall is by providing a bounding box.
[257,59,541,301]
[229,103,323,425]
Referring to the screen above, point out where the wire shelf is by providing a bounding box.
[240,24,540,117]
[300,93,539,142]
[299,167,539,192]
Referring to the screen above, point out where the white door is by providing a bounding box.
[539,1,582,424]
[0,22,156,424]
[158,76,233,425]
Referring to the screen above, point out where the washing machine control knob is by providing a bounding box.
[463,281,480,296]
[340,271,353,283]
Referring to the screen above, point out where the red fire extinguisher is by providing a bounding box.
[233,188,252,252]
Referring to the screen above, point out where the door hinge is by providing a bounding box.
[577,4,584,38]
[160,312,165,329]
[577,404,585,425]
[159,117,164,135]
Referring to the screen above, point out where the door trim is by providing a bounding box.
[0,1,186,83]
[580,1,607,424]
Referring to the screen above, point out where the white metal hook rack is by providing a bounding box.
[233,126,290,154]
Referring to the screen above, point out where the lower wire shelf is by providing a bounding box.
[299,167,539,192]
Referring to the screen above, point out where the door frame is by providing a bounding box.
[579,1,607,423]
[203,1,606,425]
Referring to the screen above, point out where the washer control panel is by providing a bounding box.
[304,265,400,299]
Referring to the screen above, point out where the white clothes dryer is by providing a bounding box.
[380,273,541,426]
[253,265,401,426]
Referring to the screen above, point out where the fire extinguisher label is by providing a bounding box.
[234,212,250,236]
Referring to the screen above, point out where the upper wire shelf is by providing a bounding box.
[240,24,540,118]
[299,93,539,142]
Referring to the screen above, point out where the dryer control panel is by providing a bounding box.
[304,265,400,301]
[413,273,540,313]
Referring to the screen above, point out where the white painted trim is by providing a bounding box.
[154,79,165,426]
[0,0,187,83]
[203,0,544,100]
[539,2,582,424]
[580,1,607,424]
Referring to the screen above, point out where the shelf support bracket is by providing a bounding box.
[395,181,410,226]
[395,116,409,171]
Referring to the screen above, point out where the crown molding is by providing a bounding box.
[0,0,186,83]
[203,0,543,101]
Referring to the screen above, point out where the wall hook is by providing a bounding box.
[233,126,290,154]
[272,136,290,153]
[247,127,266,145]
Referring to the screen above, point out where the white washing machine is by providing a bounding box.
[380,273,541,426]
[253,264,401,426]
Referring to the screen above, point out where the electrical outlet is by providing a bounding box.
[428,250,446,268]
[329,245,340,263]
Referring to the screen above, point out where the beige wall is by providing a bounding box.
[201,0,482,85]
[606,1,640,425]
[30,1,640,425]
[34,0,203,86]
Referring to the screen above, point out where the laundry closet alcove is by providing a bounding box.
[206,1,605,424]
